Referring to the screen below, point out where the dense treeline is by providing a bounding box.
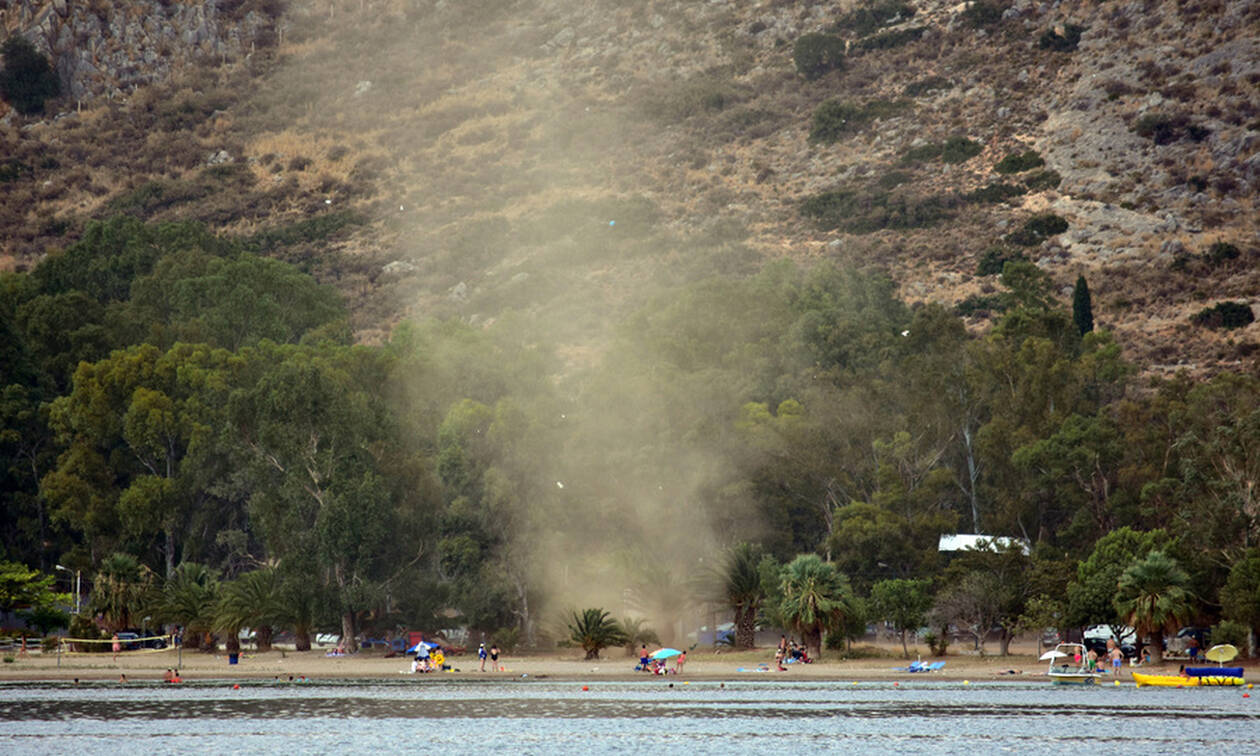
[2,217,1258,656]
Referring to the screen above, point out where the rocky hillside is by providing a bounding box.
[1,0,281,100]
[1,0,1257,372]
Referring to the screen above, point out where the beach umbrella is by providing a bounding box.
[1038,649,1067,661]
[650,648,682,660]
[407,641,438,655]
[1204,644,1238,664]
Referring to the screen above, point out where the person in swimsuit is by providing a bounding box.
[489,644,500,670]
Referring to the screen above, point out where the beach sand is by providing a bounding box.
[0,640,1221,684]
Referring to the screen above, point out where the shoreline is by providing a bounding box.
[1,646,1232,684]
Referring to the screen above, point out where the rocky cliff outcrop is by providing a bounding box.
[0,0,281,102]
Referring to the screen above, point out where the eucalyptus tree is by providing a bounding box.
[228,342,432,652]
[43,343,237,577]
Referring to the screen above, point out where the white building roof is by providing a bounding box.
[937,533,1031,555]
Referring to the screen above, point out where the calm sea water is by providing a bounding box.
[2,679,1257,754]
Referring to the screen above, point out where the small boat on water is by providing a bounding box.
[1042,643,1103,685]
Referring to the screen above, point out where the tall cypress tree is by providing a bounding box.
[1072,274,1094,335]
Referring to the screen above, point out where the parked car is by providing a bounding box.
[1083,624,1137,645]
[116,630,167,650]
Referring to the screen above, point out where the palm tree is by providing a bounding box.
[620,616,661,657]
[154,562,220,651]
[717,542,772,650]
[217,568,283,653]
[1114,550,1193,665]
[567,608,627,660]
[778,554,853,660]
[278,577,321,652]
[88,553,158,633]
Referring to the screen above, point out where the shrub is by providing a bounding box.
[1192,301,1255,330]
[876,171,912,190]
[834,0,916,36]
[809,99,911,143]
[941,136,983,163]
[1023,169,1062,191]
[0,160,29,183]
[1134,112,1209,145]
[1038,24,1085,52]
[994,150,1045,174]
[793,33,846,80]
[1205,241,1241,265]
[1210,620,1249,649]
[801,185,953,233]
[976,246,1026,276]
[853,27,926,52]
[1007,213,1068,246]
[904,136,982,164]
[967,182,1026,204]
[956,293,1007,316]
[903,76,950,97]
[961,0,1008,28]
[0,35,61,115]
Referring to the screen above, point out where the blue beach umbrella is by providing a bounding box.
[407,641,438,655]
[650,648,682,660]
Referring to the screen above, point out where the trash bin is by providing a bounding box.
[229,652,239,665]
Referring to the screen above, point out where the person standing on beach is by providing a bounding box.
[639,645,650,671]
[112,633,121,661]
[479,643,488,672]
[489,644,500,671]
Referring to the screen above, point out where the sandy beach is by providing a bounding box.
[1,640,1234,684]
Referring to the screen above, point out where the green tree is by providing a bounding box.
[619,616,661,657]
[777,554,854,660]
[1065,527,1170,631]
[870,578,932,657]
[1072,274,1094,335]
[45,343,237,577]
[714,542,773,649]
[216,568,283,653]
[153,562,220,650]
[1114,550,1193,664]
[0,35,60,115]
[0,560,69,615]
[793,33,846,80]
[1221,549,1260,656]
[229,342,431,652]
[567,608,627,660]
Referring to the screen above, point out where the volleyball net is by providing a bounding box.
[58,634,174,655]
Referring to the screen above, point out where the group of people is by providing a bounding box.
[1077,640,1126,673]
[477,642,501,672]
[774,636,812,670]
[410,647,449,673]
[636,645,686,674]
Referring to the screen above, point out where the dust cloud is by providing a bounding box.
[249,0,773,644]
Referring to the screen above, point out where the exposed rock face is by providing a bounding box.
[0,0,281,101]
